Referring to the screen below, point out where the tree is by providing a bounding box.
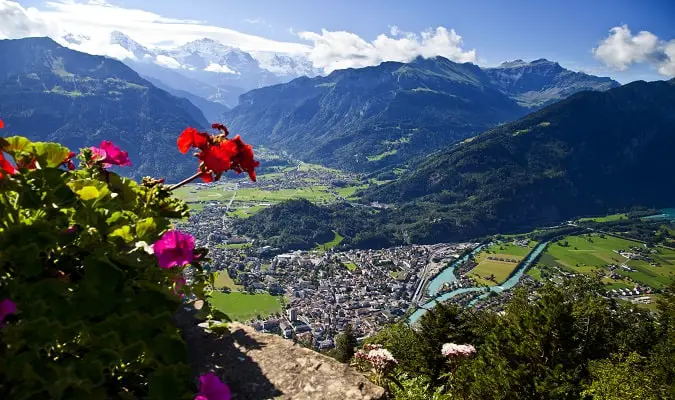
[583,353,664,399]
[334,324,358,363]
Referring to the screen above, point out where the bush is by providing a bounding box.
[0,123,259,399]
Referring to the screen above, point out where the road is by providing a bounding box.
[411,245,447,306]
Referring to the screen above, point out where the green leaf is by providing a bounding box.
[149,334,187,364]
[83,255,124,293]
[135,218,157,242]
[32,142,71,168]
[11,243,43,277]
[106,211,128,226]
[1,136,33,154]
[110,225,134,243]
[76,186,101,201]
[147,365,193,400]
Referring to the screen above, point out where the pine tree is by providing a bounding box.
[334,324,358,363]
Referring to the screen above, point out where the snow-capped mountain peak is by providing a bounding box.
[109,31,153,61]
[251,51,321,78]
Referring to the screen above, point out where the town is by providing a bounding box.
[176,201,484,348]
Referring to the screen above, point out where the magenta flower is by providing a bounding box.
[153,230,195,269]
[89,140,131,167]
[195,372,231,400]
[89,146,107,161]
[0,298,17,325]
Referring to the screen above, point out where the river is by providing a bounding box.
[425,243,490,297]
[408,240,550,324]
[644,208,675,221]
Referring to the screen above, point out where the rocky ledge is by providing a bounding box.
[178,313,385,400]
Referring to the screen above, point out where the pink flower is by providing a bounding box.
[153,230,195,269]
[441,343,476,357]
[354,344,397,374]
[0,298,17,325]
[89,146,107,162]
[195,372,231,400]
[100,140,132,166]
[89,140,131,167]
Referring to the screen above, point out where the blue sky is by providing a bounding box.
[6,0,675,82]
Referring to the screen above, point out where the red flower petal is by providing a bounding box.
[200,172,214,183]
[178,127,209,154]
[212,123,229,136]
[199,142,234,174]
[0,119,4,129]
[228,135,259,182]
[1,152,17,176]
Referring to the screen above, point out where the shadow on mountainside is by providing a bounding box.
[175,309,283,400]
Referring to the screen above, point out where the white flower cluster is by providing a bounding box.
[355,344,398,374]
[441,343,476,357]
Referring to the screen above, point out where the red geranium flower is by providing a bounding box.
[0,119,17,179]
[178,127,209,154]
[227,135,260,182]
[62,151,76,170]
[211,123,229,136]
[177,123,259,183]
[0,152,16,179]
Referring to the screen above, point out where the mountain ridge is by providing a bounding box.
[223,55,620,172]
[236,78,675,248]
[0,37,209,181]
[363,78,675,242]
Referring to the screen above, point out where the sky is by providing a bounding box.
[1,0,674,82]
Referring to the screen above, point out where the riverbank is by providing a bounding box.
[408,240,550,324]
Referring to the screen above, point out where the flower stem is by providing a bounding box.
[168,172,202,191]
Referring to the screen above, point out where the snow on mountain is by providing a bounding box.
[55,30,322,109]
[251,51,321,79]
[110,31,154,61]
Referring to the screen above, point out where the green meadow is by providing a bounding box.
[469,240,537,285]
[208,292,283,321]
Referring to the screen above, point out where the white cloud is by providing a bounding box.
[298,26,476,73]
[660,41,675,76]
[0,0,58,39]
[593,25,675,77]
[204,62,238,74]
[243,18,262,24]
[155,54,182,69]
[1,0,480,75]
[0,0,309,53]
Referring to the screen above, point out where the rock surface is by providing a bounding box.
[178,313,385,400]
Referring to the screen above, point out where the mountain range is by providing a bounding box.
[62,31,321,109]
[0,37,208,181]
[223,56,619,172]
[238,78,675,248]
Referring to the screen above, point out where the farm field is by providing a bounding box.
[234,187,336,204]
[539,233,675,289]
[468,240,537,285]
[344,262,358,271]
[208,292,283,321]
[213,270,243,291]
[227,205,266,219]
[215,243,252,250]
[315,231,344,251]
[578,213,629,223]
